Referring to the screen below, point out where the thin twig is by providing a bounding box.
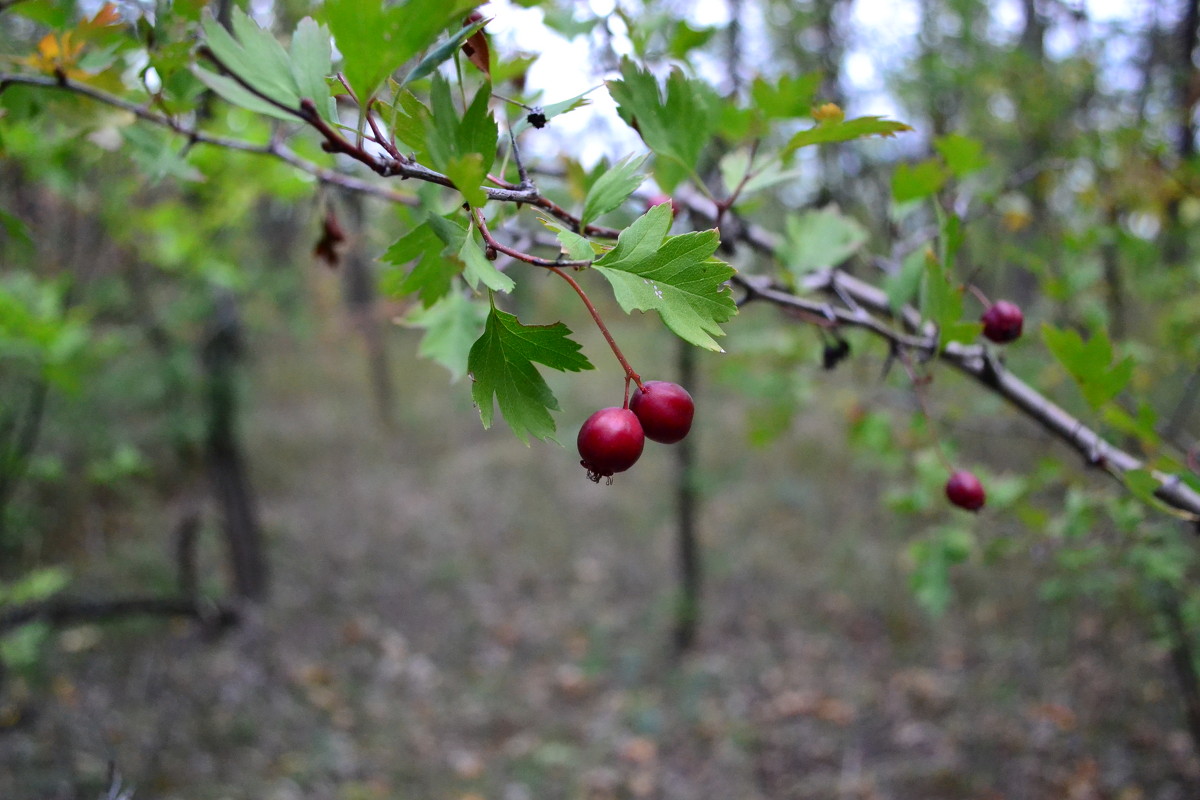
[470,207,591,268]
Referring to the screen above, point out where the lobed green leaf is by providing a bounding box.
[468,305,593,443]
[592,204,736,351]
[784,115,912,158]
[580,153,647,229]
[777,207,868,277]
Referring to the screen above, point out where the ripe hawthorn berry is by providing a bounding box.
[578,407,645,483]
[945,470,986,512]
[629,381,694,444]
[981,300,1024,343]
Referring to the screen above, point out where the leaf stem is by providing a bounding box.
[549,266,642,390]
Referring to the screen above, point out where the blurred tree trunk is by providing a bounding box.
[1165,0,1199,263]
[0,381,47,545]
[814,0,847,207]
[203,292,267,601]
[339,192,395,426]
[672,340,700,652]
[1177,0,1199,160]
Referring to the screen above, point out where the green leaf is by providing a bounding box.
[783,115,912,158]
[935,133,989,178]
[460,227,514,293]
[199,8,301,114]
[193,67,299,121]
[1042,323,1134,409]
[719,149,751,197]
[908,538,952,616]
[0,566,69,606]
[592,203,737,351]
[920,257,981,347]
[885,247,926,311]
[892,159,947,203]
[379,222,456,306]
[777,207,868,276]
[323,0,475,102]
[719,149,802,199]
[290,17,335,122]
[607,59,719,191]
[1103,402,1162,450]
[0,208,32,251]
[389,90,432,155]
[537,219,597,262]
[425,75,498,206]
[443,153,489,208]
[121,125,205,182]
[580,153,647,229]
[749,72,822,120]
[1124,468,1169,510]
[468,305,593,443]
[401,291,488,380]
[908,526,974,616]
[399,17,488,88]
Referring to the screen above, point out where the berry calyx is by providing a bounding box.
[981,300,1024,343]
[578,407,645,483]
[629,381,694,444]
[945,470,986,511]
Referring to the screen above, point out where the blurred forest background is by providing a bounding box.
[3,0,1200,798]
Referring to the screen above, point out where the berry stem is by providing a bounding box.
[549,266,643,390]
[967,284,992,308]
[894,346,956,474]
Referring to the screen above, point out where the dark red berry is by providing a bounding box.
[945,470,986,511]
[981,300,1024,343]
[629,381,694,444]
[578,407,645,483]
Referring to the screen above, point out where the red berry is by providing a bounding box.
[629,381,694,444]
[945,470,986,511]
[981,300,1024,343]
[578,407,645,483]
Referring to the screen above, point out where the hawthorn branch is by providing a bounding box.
[470,207,591,268]
[0,73,419,206]
[726,228,1200,524]
[0,70,627,240]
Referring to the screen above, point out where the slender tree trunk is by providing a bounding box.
[202,293,267,600]
[1159,584,1200,758]
[340,192,395,426]
[0,381,48,543]
[1177,0,1199,160]
[672,340,701,652]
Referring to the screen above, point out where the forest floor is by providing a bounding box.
[3,291,1200,800]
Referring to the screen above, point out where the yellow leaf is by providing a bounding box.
[812,102,844,123]
[83,3,122,30]
[36,33,62,61]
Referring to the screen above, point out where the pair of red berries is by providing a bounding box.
[577,381,694,483]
